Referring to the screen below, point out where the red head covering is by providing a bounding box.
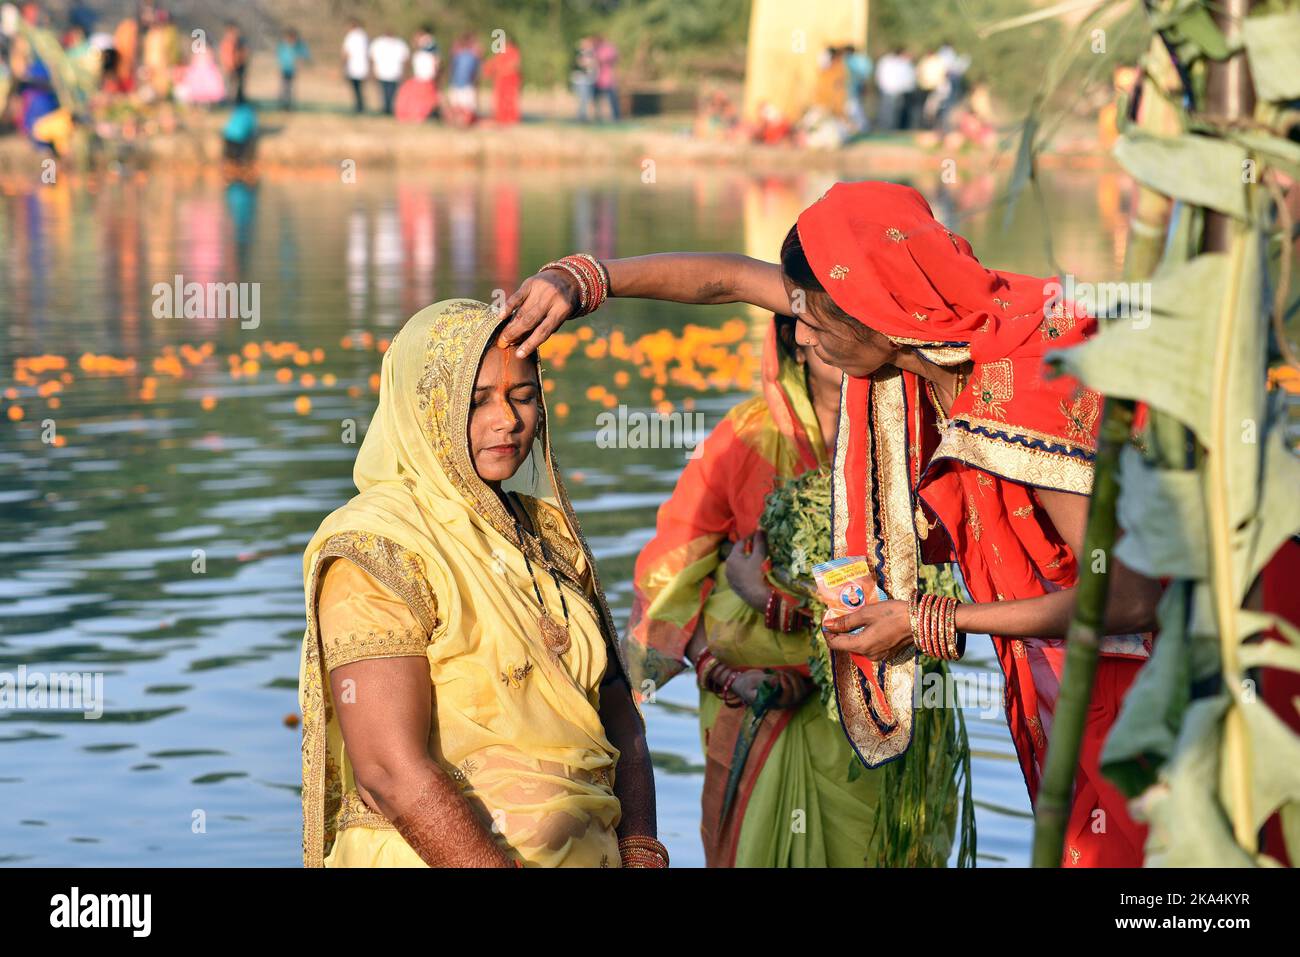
[797,180,1101,493]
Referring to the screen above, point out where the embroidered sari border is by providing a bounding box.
[933,415,1096,495]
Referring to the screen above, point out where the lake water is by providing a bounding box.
[0,163,1131,866]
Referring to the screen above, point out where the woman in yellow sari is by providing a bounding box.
[627,316,956,867]
[298,298,662,868]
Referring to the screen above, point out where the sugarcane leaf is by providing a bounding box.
[1239,639,1300,675]
[1143,696,1259,866]
[1237,697,1300,834]
[1003,111,1039,230]
[1113,131,1251,220]
[1242,11,1300,102]
[1236,416,1300,603]
[1114,446,1208,579]
[1165,4,1233,60]
[1282,802,1300,863]
[1225,130,1300,182]
[1055,229,1271,548]
[1051,252,1225,436]
[1239,607,1300,644]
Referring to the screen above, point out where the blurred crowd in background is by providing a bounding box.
[695,41,996,150]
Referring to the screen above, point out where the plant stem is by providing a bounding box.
[1030,397,1133,867]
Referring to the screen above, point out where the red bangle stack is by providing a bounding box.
[618,835,669,868]
[763,587,807,634]
[695,648,745,707]
[908,593,963,660]
[540,253,610,316]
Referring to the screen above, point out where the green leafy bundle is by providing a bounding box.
[759,466,836,718]
[759,464,833,595]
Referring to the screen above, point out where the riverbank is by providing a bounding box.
[0,105,1115,175]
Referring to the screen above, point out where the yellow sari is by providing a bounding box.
[298,298,633,868]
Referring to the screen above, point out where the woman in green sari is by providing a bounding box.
[626,315,966,866]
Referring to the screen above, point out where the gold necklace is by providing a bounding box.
[915,369,966,540]
[509,495,571,657]
[925,370,966,429]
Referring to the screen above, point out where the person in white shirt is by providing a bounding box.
[369,28,410,116]
[874,47,916,132]
[342,19,370,113]
[412,26,439,84]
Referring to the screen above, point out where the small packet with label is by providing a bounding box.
[812,556,886,635]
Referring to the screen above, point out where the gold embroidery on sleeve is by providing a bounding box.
[317,531,439,636]
[323,626,429,672]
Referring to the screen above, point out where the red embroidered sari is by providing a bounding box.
[798,181,1150,866]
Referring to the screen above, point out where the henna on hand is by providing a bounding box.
[387,766,515,868]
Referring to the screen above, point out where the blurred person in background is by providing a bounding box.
[218,20,247,105]
[592,33,618,122]
[447,32,481,126]
[341,17,368,113]
[395,23,439,123]
[369,26,409,116]
[482,35,521,125]
[936,39,970,132]
[140,8,179,101]
[873,46,912,132]
[570,35,595,122]
[276,26,310,111]
[844,43,872,134]
[174,39,223,106]
[916,46,948,130]
[112,11,139,91]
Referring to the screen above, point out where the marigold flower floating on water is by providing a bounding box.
[3,318,761,430]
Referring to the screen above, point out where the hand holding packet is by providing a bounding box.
[812,557,887,636]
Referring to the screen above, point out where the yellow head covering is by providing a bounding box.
[299,299,630,868]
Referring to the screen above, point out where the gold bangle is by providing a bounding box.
[946,598,962,660]
[618,835,669,868]
[908,592,922,653]
[574,252,609,304]
[922,593,940,658]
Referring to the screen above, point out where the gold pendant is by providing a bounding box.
[915,503,930,540]
[538,612,571,656]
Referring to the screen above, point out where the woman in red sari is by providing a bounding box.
[482,40,522,125]
[497,180,1164,866]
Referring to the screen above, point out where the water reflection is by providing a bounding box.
[0,165,1132,866]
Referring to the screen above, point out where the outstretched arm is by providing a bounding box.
[330,655,515,867]
[497,253,792,358]
[823,488,1163,659]
[598,671,657,841]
